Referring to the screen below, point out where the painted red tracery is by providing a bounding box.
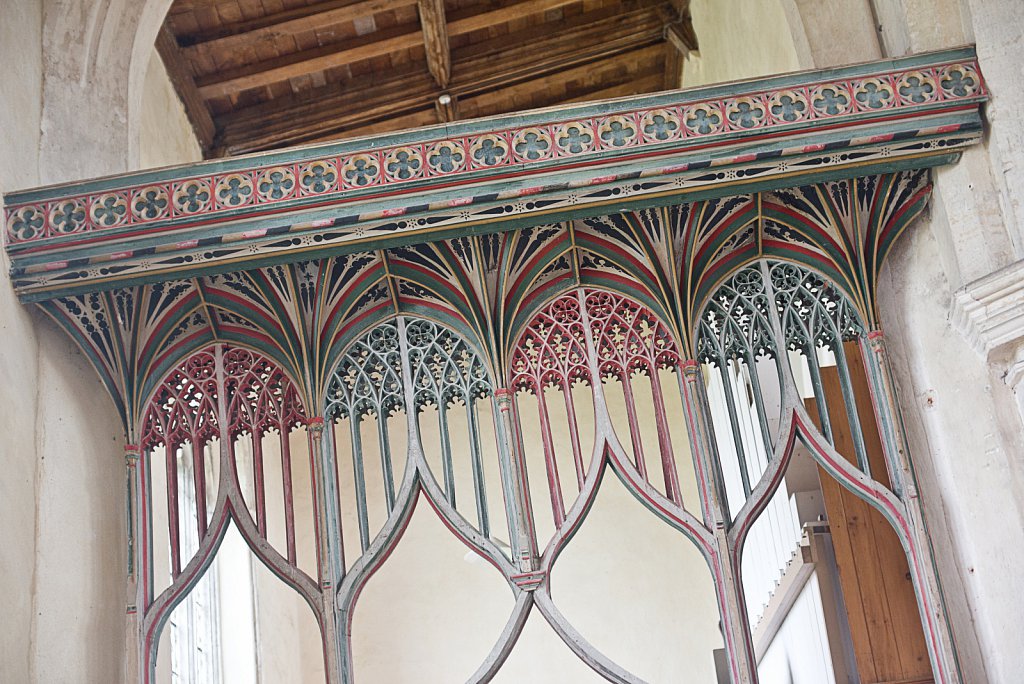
[510,287,689,519]
[138,343,312,593]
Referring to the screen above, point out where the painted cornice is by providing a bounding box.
[3,47,987,301]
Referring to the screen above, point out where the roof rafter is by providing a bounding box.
[177,0,415,53]
[214,4,671,154]
[195,0,581,100]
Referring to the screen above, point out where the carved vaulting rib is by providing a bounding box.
[3,50,987,684]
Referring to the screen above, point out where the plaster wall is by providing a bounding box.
[871,2,1024,681]
[0,3,202,682]
[0,2,45,682]
[684,0,803,87]
[139,48,203,170]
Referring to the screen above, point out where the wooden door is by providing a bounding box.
[805,341,933,684]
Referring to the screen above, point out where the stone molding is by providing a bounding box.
[951,258,1024,384]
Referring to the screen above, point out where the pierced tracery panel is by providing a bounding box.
[510,288,703,536]
[324,321,406,564]
[585,289,687,506]
[697,266,784,515]
[323,316,513,577]
[222,347,311,567]
[696,260,872,518]
[138,343,324,684]
[510,295,593,529]
[769,261,872,473]
[138,348,317,602]
[406,319,500,538]
[504,287,720,684]
[141,350,220,582]
[694,260,915,653]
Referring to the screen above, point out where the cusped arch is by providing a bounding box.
[137,343,325,683]
[506,286,731,684]
[507,285,715,558]
[695,258,946,683]
[694,258,880,527]
[323,315,526,682]
[322,315,509,555]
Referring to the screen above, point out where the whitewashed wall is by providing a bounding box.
[0,6,200,683]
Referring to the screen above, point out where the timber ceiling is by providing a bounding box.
[158,0,696,157]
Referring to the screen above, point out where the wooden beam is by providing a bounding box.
[179,0,416,55]
[297,55,664,148]
[435,93,458,123]
[451,7,667,94]
[196,0,581,100]
[215,7,669,153]
[219,5,665,128]
[663,5,697,90]
[215,7,663,154]
[561,71,666,105]
[441,44,666,119]
[154,25,216,152]
[219,76,438,154]
[664,41,683,90]
[664,14,699,53]
[304,109,440,144]
[418,0,451,89]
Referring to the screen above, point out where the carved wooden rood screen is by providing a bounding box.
[3,49,988,683]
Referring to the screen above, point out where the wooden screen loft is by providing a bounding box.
[2,49,988,683]
[157,0,698,155]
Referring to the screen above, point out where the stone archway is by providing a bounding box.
[38,0,174,183]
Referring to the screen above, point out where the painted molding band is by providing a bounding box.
[3,48,986,302]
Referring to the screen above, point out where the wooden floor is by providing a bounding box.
[158,0,696,156]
